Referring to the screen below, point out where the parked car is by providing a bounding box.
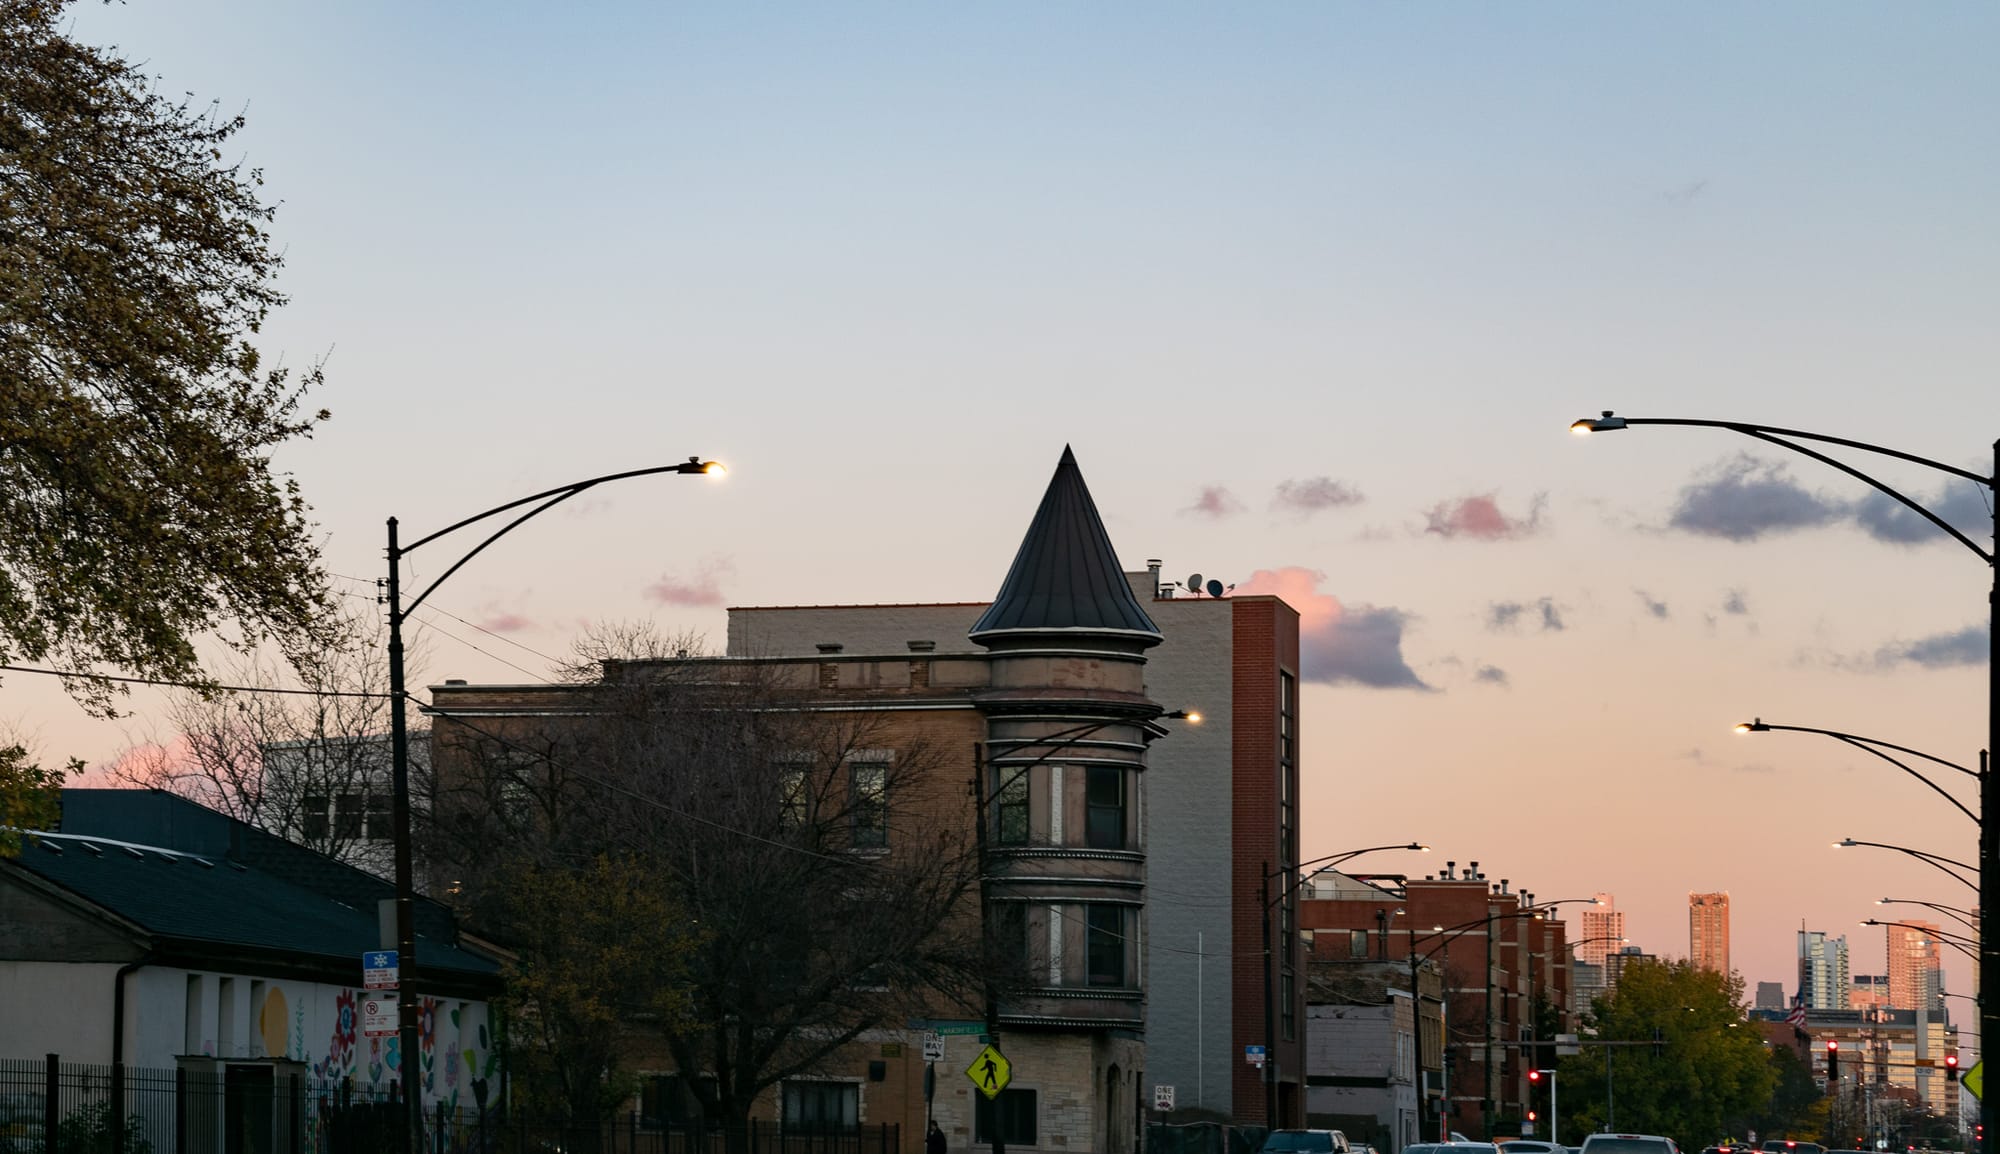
[1579,1134,1680,1154]
[1760,1144,1824,1154]
[1260,1130,1352,1154]
[1406,1143,1504,1154]
[1505,1142,1565,1154]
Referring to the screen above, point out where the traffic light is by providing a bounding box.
[1947,1053,1960,1071]
[1826,1040,1840,1082]
[1528,1069,1541,1084]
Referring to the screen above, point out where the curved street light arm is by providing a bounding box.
[1837,839,1979,892]
[1826,735,1980,826]
[1862,920,1981,961]
[1741,720,1979,779]
[1878,897,1981,934]
[1574,415,1992,563]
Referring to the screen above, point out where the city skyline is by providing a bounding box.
[6,1,1992,1008]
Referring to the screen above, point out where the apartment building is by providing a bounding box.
[1689,892,1729,976]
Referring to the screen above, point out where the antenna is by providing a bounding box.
[1205,579,1225,599]
[1186,573,1203,596]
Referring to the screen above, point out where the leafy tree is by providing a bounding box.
[0,0,336,719]
[429,662,986,1130]
[1555,959,1776,1147]
[0,739,76,856]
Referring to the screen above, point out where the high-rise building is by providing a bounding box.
[1578,893,1625,968]
[1851,974,1890,1010]
[1799,930,1851,1010]
[1886,921,1945,1014]
[1754,981,1784,1011]
[1689,892,1730,975]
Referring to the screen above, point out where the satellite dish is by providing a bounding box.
[1187,574,1203,595]
[1206,579,1225,599]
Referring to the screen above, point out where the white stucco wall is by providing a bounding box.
[3,961,495,1111]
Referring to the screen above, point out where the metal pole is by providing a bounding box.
[1410,949,1425,1147]
[1483,911,1493,1136]
[974,741,1004,1154]
[1984,438,1998,1154]
[1263,863,1277,1127]
[1549,1071,1558,1148]
[387,517,422,1154]
[1198,930,1205,1112]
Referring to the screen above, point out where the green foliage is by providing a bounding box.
[0,741,76,856]
[491,855,699,1127]
[0,0,336,714]
[52,1099,152,1154]
[1555,959,1777,1147]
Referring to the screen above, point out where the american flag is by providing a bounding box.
[1787,991,1808,1027]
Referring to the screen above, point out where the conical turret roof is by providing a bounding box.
[969,447,1161,647]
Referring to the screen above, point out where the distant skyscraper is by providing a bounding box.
[1689,892,1730,974]
[1851,974,1889,1010]
[1579,892,1625,967]
[1799,930,1851,1010]
[1755,981,1785,1011]
[1886,921,1945,1013]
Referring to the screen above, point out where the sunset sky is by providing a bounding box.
[16,2,1997,1023]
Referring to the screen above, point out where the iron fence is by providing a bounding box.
[0,1057,899,1154]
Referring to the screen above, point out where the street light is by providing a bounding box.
[1861,919,1981,961]
[1834,838,1978,891]
[1571,410,1995,1154]
[1878,897,1981,935]
[1261,843,1429,1126]
[1735,720,1980,826]
[383,457,722,1151]
[972,709,1198,1154]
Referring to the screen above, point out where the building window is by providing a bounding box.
[1085,766,1124,849]
[1087,904,1125,986]
[850,762,887,849]
[1350,930,1369,959]
[333,793,364,839]
[975,1089,1037,1146]
[642,1073,715,1128]
[779,767,809,829]
[993,901,1030,977]
[302,795,330,842]
[782,1080,858,1133]
[996,770,1029,845]
[365,794,393,842]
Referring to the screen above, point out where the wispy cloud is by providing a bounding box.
[475,605,535,633]
[1272,477,1364,517]
[1233,567,1431,690]
[1668,456,1844,542]
[1473,664,1509,687]
[644,557,735,608]
[1636,590,1670,619]
[1487,596,1565,633]
[1721,589,1749,616]
[1667,456,1990,547]
[1423,492,1547,540]
[1183,486,1245,519]
[1871,623,1987,670]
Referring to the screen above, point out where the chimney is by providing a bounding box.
[1468,861,1480,881]
[1147,558,1165,599]
[1500,879,1511,895]
[1444,861,1456,881]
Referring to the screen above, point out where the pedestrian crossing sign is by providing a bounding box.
[1963,1059,1983,1101]
[966,1043,1012,1100]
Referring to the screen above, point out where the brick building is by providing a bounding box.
[1688,892,1729,976]
[1298,863,1571,1141]
[429,447,1306,1146]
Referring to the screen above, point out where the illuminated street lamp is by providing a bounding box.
[1574,411,1994,1154]
[1877,897,1980,935]
[1834,838,1977,892]
[383,457,723,1151]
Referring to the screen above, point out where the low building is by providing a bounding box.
[1304,959,1444,1154]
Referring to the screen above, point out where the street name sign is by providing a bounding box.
[966,1044,1012,1100]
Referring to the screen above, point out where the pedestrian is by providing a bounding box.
[927,1119,947,1154]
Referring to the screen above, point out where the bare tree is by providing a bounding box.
[429,659,987,1131]
[110,608,427,876]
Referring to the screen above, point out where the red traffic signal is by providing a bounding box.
[1528,1069,1541,1083]
[1947,1053,1960,1069]
[1826,1040,1839,1051]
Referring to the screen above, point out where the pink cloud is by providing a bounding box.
[476,607,535,633]
[1234,567,1429,689]
[644,557,734,608]
[1422,492,1547,540]
[1182,486,1245,519]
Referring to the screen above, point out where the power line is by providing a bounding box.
[0,663,391,699]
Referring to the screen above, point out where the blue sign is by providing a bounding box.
[363,950,400,990]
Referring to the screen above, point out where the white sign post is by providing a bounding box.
[1153,1085,1175,1112]
[361,994,399,1038]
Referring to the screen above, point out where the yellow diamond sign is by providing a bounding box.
[966,1043,1012,1100]
[1962,1058,1983,1101]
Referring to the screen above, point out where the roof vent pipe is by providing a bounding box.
[1147,559,1164,599]
[1444,861,1456,880]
